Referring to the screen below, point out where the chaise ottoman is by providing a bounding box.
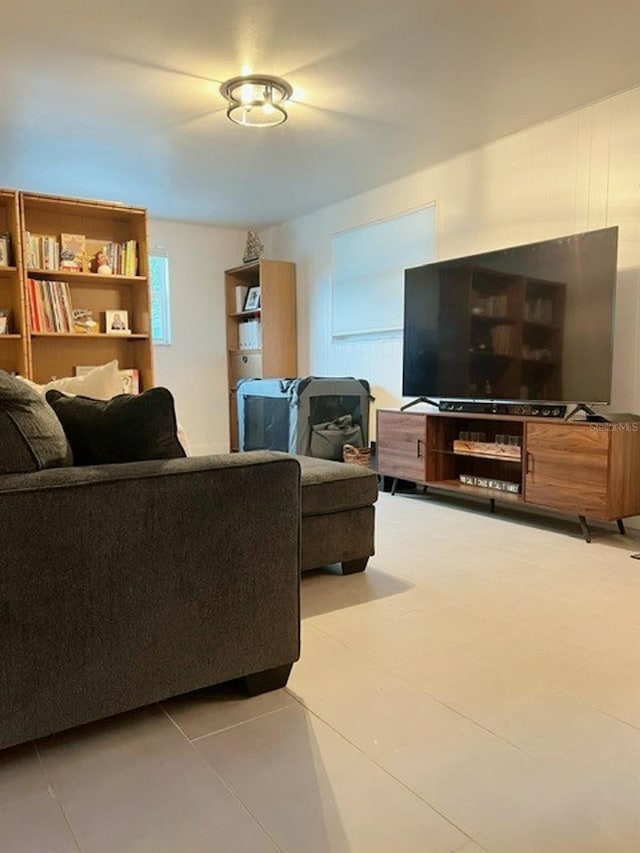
[297,455,378,574]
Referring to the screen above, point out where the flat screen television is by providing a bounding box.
[402,226,618,404]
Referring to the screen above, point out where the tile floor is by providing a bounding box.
[1,491,639,852]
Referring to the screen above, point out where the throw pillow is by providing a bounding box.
[176,423,192,456]
[46,387,187,466]
[0,371,73,474]
[17,359,123,400]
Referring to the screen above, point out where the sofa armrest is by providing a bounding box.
[0,450,294,493]
[0,451,301,748]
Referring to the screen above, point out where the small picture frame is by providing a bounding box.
[0,309,9,334]
[243,286,261,312]
[105,309,131,335]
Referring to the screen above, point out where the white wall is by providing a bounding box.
[262,86,640,435]
[149,219,246,455]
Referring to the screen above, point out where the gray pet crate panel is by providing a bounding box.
[237,376,371,460]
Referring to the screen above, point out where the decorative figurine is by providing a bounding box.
[242,230,264,264]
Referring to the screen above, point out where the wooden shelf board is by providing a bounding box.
[427,479,522,503]
[0,334,22,340]
[453,451,523,463]
[0,266,18,276]
[469,351,515,359]
[470,314,518,324]
[27,269,147,284]
[429,447,523,461]
[421,410,571,425]
[31,332,148,339]
[452,440,522,462]
[226,261,260,275]
[21,193,146,219]
[229,310,261,319]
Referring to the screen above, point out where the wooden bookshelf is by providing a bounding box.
[0,190,28,377]
[18,192,154,390]
[224,260,296,450]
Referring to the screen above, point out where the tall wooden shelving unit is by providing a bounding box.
[0,189,28,377]
[18,192,154,390]
[224,259,296,450]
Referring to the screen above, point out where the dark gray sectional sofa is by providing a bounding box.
[0,371,378,751]
[297,454,378,574]
[0,452,301,751]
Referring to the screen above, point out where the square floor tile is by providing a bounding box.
[162,682,298,740]
[0,793,79,853]
[196,703,468,853]
[37,706,279,853]
[0,743,48,809]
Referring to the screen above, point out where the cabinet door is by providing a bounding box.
[376,411,427,482]
[524,423,609,516]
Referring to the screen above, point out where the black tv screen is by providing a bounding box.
[402,227,618,404]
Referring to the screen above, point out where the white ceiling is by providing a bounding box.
[1,0,639,227]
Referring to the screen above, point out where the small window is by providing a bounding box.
[150,249,171,345]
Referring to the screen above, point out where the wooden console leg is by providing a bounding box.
[617,518,626,535]
[341,557,369,575]
[578,515,592,543]
[242,664,293,696]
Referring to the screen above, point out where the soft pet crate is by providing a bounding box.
[237,377,372,460]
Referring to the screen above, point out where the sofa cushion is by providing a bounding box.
[17,359,123,400]
[46,387,187,466]
[0,370,72,474]
[297,454,378,517]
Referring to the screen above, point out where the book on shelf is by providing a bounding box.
[471,293,508,317]
[524,298,554,324]
[235,285,248,313]
[489,324,513,355]
[25,233,138,276]
[118,368,140,394]
[28,279,74,333]
[96,240,138,276]
[239,318,261,349]
[25,233,60,270]
[0,233,11,267]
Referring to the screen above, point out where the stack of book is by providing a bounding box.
[102,240,138,276]
[472,293,508,317]
[524,298,554,323]
[25,233,138,276]
[490,324,513,355]
[239,319,262,350]
[25,233,60,270]
[28,279,74,333]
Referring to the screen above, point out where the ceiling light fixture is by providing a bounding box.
[220,74,293,128]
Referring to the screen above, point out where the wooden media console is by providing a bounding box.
[376,409,640,542]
